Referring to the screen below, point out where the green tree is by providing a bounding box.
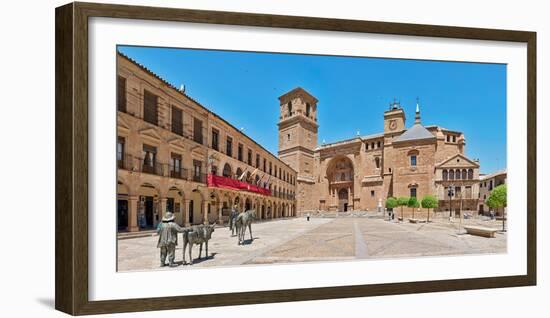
[385,197,398,221]
[421,195,439,223]
[421,194,439,222]
[397,197,409,221]
[486,184,507,231]
[408,197,420,219]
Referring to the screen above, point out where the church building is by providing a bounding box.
[277,87,481,216]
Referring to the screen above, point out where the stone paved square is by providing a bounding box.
[117,216,507,272]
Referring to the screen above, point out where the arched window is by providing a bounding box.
[456,169,461,179]
[449,170,455,180]
[236,167,243,179]
[306,103,311,117]
[468,169,474,180]
[462,169,467,180]
[407,150,419,167]
[443,170,448,180]
[287,101,292,115]
[222,163,232,178]
[340,172,346,181]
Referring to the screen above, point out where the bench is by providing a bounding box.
[464,226,498,238]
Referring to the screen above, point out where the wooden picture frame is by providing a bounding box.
[55,2,536,315]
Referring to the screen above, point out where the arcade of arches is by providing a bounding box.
[117,177,296,232]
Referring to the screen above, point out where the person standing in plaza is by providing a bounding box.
[157,212,185,267]
[230,204,240,236]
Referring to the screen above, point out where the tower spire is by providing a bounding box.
[415,97,421,124]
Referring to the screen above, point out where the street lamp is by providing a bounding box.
[447,185,455,220]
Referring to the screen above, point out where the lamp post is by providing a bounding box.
[448,185,455,221]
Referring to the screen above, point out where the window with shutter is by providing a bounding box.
[117,76,127,112]
[171,106,183,136]
[193,118,203,144]
[143,90,158,125]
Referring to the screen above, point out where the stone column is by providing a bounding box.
[159,197,167,221]
[218,204,224,225]
[128,195,139,232]
[183,199,190,227]
[203,200,209,224]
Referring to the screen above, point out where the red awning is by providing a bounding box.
[207,174,271,196]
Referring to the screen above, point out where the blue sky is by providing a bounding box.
[118,46,507,174]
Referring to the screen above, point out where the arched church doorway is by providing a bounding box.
[338,188,349,212]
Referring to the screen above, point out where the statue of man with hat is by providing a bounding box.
[157,212,185,267]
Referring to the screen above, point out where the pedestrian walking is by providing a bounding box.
[157,212,185,267]
[306,212,310,221]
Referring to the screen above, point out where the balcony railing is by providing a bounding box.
[117,154,134,170]
[170,167,189,180]
[192,172,207,184]
[118,155,205,184]
[141,160,165,176]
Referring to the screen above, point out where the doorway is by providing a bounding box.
[117,199,128,231]
[338,188,349,212]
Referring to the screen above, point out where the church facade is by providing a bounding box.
[277,87,481,217]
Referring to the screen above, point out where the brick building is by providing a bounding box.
[117,53,297,232]
[277,88,482,218]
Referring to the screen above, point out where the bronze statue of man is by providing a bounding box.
[157,212,184,267]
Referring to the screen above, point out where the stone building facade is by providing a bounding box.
[116,53,297,232]
[277,88,482,218]
[478,170,507,215]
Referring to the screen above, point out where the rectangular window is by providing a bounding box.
[465,186,472,199]
[193,118,203,144]
[143,90,158,125]
[377,141,381,148]
[142,144,157,174]
[269,162,272,175]
[171,106,183,136]
[452,135,457,142]
[410,187,417,198]
[117,137,125,168]
[226,137,233,157]
[211,128,219,151]
[170,153,182,178]
[371,190,375,197]
[256,154,260,168]
[410,155,417,166]
[274,165,277,178]
[238,144,243,161]
[247,149,252,166]
[117,76,126,112]
[263,158,266,172]
[365,143,369,150]
[193,160,203,182]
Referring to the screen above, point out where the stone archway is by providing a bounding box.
[137,183,161,229]
[326,156,355,212]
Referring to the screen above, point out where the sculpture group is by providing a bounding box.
[156,212,216,267]
[157,205,257,267]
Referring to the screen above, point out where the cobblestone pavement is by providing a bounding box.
[117,217,506,272]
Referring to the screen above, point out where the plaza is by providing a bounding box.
[117,215,506,271]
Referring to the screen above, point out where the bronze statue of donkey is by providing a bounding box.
[182,223,215,265]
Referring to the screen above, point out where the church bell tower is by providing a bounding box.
[278,87,318,213]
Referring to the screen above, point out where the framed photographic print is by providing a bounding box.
[55,2,536,315]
